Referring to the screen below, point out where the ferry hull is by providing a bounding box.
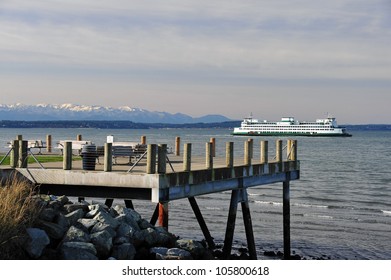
[232,132,352,137]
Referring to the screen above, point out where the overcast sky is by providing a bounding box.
[1,0,390,124]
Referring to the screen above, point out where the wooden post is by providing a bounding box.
[146,144,157,174]
[260,140,268,164]
[206,142,213,169]
[18,140,28,168]
[210,137,216,157]
[16,135,23,141]
[175,137,181,156]
[141,135,146,145]
[157,144,167,174]
[283,178,291,260]
[46,134,52,153]
[276,139,282,162]
[183,143,192,171]
[77,134,82,141]
[104,142,112,172]
[244,140,252,166]
[158,202,169,229]
[226,142,234,168]
[248,138,253,158]
[63,141,72,170]
[288,139,297,161]
[10,140,19,168]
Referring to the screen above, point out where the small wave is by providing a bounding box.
[254,200,283,207]
[205,207,222,210]
[292,202,328,209]
[382,210,391,216]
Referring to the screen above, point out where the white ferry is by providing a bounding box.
[232,115,352,137]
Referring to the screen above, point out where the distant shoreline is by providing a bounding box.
[0,120,390,131]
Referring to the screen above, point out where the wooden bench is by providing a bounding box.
[57,140,93,155]
[7,139,46,154]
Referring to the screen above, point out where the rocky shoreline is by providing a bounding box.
[20,194,329,260]
[21,195,221,260]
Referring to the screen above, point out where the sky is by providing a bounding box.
[0,0,390,124]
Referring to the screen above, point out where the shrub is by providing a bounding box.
[0,176,40,259]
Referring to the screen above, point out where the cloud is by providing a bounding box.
[0,0,390,123]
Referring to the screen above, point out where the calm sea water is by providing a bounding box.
[1,128,390,260]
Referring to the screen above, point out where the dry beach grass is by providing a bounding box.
[0,176,40,259]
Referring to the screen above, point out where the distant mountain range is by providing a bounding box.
[0,103,232,124]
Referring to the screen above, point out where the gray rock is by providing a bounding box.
[175,239,206,259]
[76,218,98,231]
[60,242,98,260]
[39,208,57,222]
[63,203,89,213]
[130,230,145,248]
[138,219,152,230]
[65,209,85,226]
[91,222,117,237]
[24,228,50,259]
[62,226,90,243]
[90,230,113,258]
[113,205,142,223]
[93,211,120,229]
[116,214,140,231]
[113,236,131,245]
[112,243,136,260]
[37,220,66,240]
[56,195,69,206]
[48,200,62,211]
[142,228,158,247]
[150,247,168,256]
[155,227,177,246]
[55,212,70,229]
[86,204,107,218]
[166,248,193,260]
[116,222,139,238]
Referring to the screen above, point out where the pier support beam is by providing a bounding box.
[222,189,239,259]
[283,177,291,260]
[222,180,257,259]
[241,195,257,260]
[188,197,215,249]
[158,202,169,229]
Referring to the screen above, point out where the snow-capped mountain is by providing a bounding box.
[0,103,231,124]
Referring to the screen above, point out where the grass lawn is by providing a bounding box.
[0,154,82,166]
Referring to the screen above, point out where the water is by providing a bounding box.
[1,128,390,260]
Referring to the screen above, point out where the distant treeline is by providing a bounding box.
[0,120,241,129]
[0,120,390,130]
[345,124,391,131]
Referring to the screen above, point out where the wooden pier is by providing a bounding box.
[0,136,300,259]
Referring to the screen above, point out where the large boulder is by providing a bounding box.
[24,228,50,259]
[60,242,98,260]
